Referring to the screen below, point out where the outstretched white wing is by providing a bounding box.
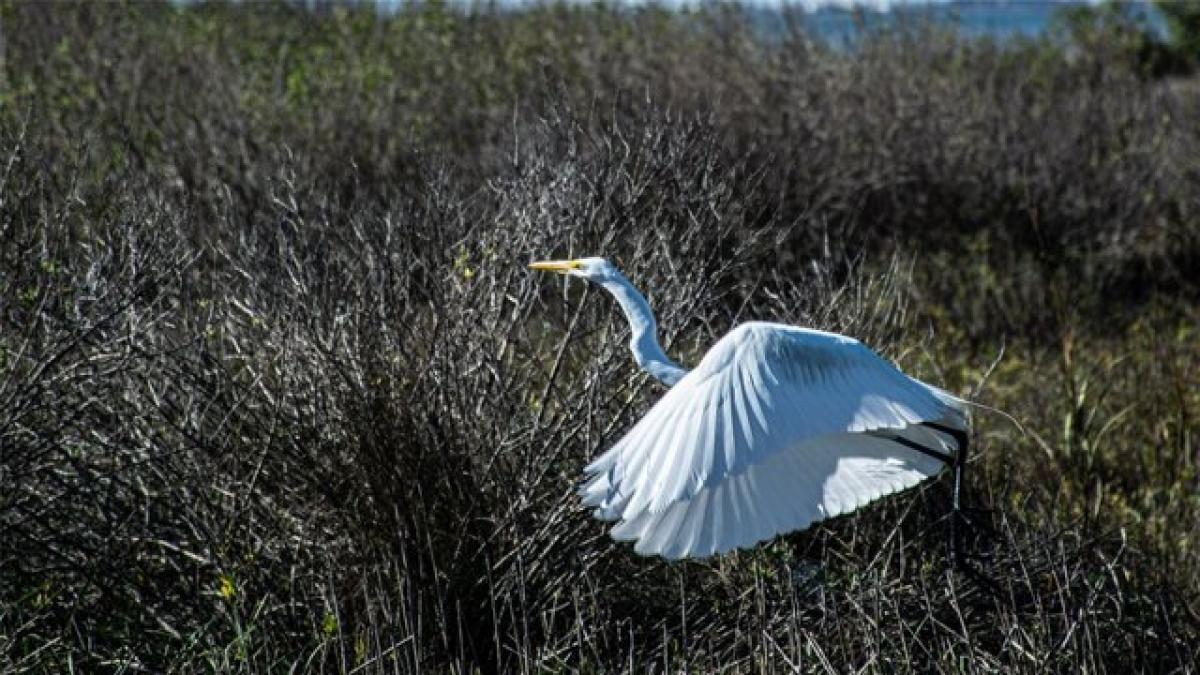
[580,321,967,559]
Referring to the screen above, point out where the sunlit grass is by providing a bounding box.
[0,2,1197,672]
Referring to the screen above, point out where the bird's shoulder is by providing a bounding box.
[692,321,870,378]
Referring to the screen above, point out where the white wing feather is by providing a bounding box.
[580,321,967,559]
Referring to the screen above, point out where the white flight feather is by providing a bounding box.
[581,321,965,557]
[530,257,968,559]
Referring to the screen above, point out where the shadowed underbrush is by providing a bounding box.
[1,2,1198,672]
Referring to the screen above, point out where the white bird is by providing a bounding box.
[529,257,970,560]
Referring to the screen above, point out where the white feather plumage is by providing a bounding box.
[530,257,968,559]
[580,322,965,558]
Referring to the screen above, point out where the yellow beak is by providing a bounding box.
[528,259,582,274]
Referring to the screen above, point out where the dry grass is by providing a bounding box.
[1,3,1197,672]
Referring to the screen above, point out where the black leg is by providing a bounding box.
[917,425,971,562]
[938,428,1002,594]
[951,445,964,568]
[886,423,997,589]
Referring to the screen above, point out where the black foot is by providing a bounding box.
[948,504,1001,595]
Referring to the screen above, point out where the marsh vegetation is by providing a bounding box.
[1,2,1197,672]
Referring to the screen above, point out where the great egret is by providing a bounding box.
[530,257,969,560]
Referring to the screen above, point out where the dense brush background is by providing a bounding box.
[1,1,1198,672]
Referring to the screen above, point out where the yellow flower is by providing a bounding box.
[219,574,236,601]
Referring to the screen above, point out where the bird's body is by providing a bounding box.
[530,257,968,559]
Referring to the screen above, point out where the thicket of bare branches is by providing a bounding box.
[1,3,1197,672]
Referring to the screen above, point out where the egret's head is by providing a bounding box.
[528,256,619,283]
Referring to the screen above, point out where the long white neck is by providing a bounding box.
[597,272,688,387]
